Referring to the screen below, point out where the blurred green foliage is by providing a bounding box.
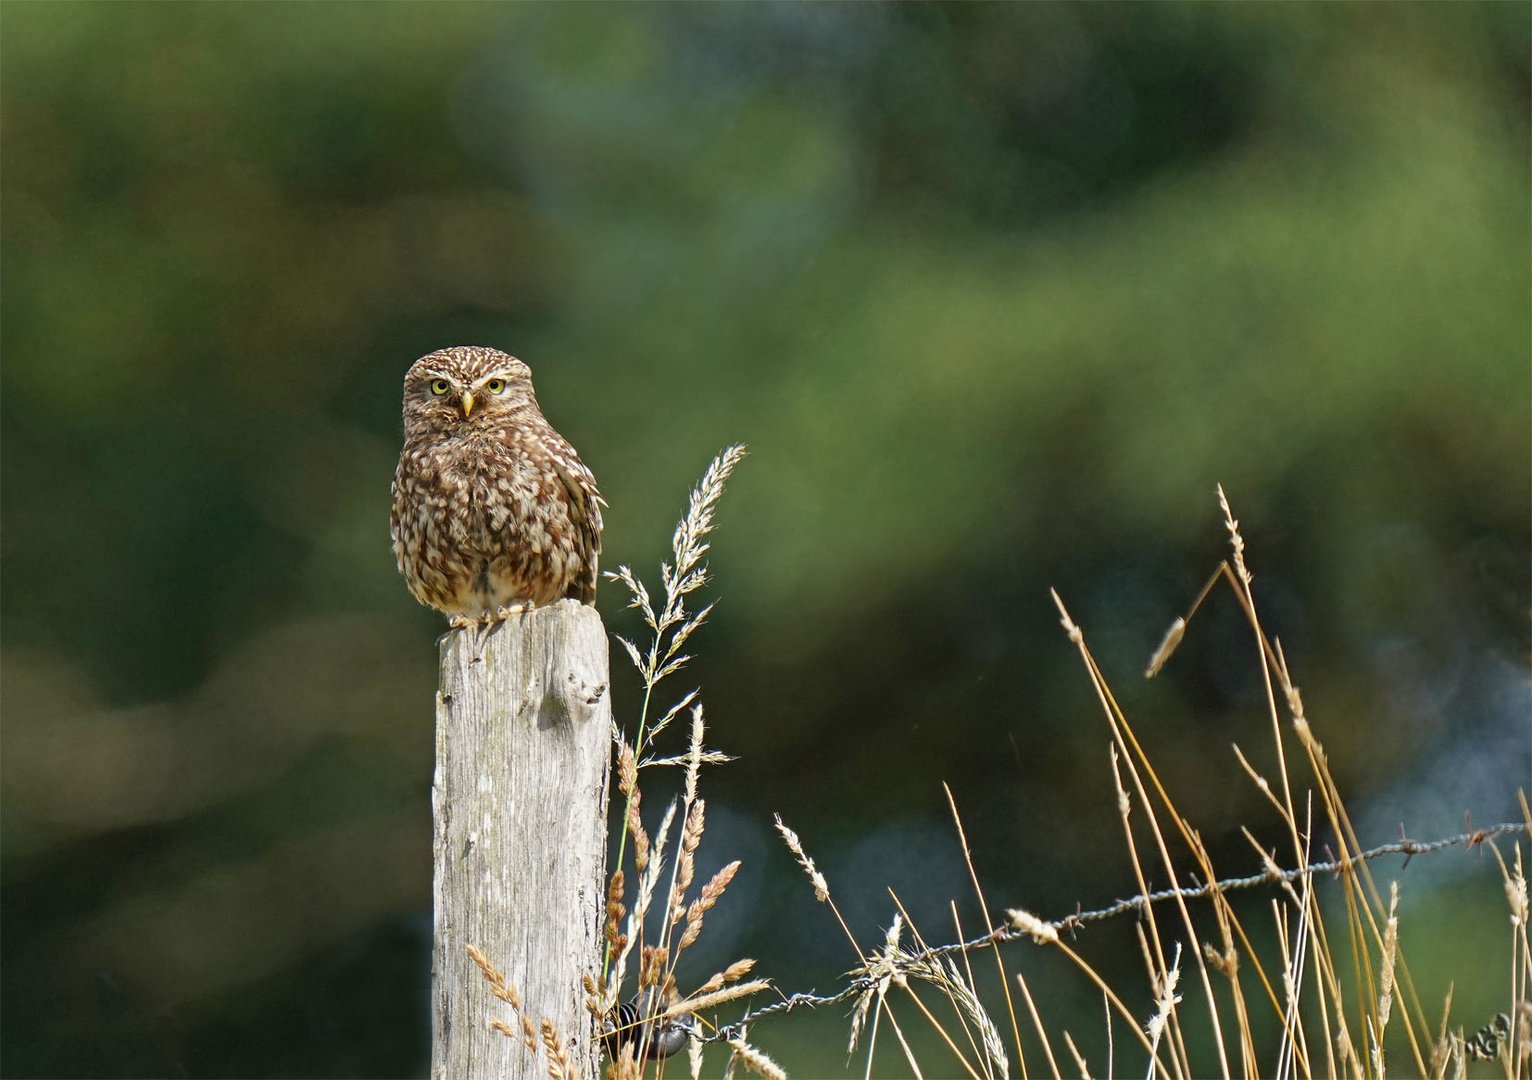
[2,3,1527,1076]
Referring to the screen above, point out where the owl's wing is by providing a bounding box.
[548,452,604,604]
[387,464,409,568]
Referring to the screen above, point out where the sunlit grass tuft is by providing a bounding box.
[597,445,771,1076]
[732,487,1529,1079]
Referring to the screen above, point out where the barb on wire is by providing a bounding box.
[705,821,1528,1044]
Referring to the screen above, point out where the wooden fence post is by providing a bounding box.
[432,600,612,1079]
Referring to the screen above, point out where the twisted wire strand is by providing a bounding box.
[705,821,1527,1044]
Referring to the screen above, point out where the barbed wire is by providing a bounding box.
[704,820,1528,1044]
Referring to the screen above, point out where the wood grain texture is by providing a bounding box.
[432,600,611,1079]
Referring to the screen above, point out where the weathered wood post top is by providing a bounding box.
[431,600,612,1079]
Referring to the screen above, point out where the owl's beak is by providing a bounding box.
[459,391,476,417]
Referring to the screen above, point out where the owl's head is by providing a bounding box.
[401,346,538,435]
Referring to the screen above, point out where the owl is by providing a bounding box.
[390,346,604,626]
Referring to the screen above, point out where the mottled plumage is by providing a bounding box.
[390,346,603,625]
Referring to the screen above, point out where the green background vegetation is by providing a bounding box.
[2,3,1527,1076]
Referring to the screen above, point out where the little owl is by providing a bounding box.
[390,346,604,626]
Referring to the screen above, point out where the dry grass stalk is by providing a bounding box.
[1144,943,1183,1058]
[683,705,705,802]
[636,689,698,755]
[1102,739,1194,1079]
[1216,484,1249,587]
[930,952,1009,1078]
[680,859,741,952]
[639,944,669,990]
[616,742,648,872]
[667,978,773,1019]
[633,799,675,923]
[1143,616,1185,679]
[540,1019,570,1080]
[694,958,757,996]
[1061,1030,1091,1079]
[944,899,1004,1078]
[667,447,748,601]
[607,799,676,1006]
[726,1031,788,1080]
[852,895,1013,1080]
[468,944,548,1056]
[847,914,901,1059]
[467,943,518,1006]
[604,871,627,970]
[1376,883,1400,1041]
[943,784,1024,1071]
[1013,971,1063,1080]
[1201,940,1236,980]
[605,444,746,693]
[670,797,705,923]
[1052,587,1219,1076]
[1427,984,1456,1080]
[642,747,737,770]
[899,962,988,1078]
[772,811,875,1049]
[466,944,546,1055]
[583,977,605,1033]
[1503,842,1529,932]
[888,911,989,1076]
[775,815,830,903]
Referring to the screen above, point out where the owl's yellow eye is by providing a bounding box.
[430,379,450,396]
[485,379,506,395]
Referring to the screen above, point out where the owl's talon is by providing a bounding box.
[448,614,476,630]
[491,601,534,622]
